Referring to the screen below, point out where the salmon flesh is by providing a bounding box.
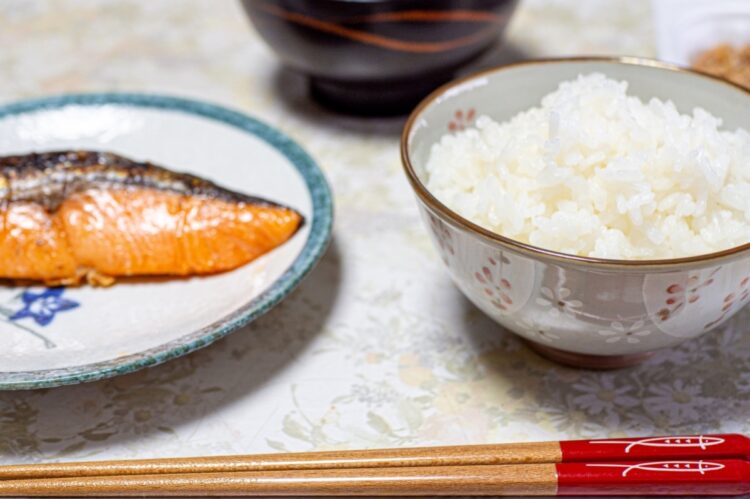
[0,151,304,285]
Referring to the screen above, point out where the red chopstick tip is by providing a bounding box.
[556,460,750,496]
[560,433,750,462]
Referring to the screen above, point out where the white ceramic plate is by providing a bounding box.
[0,94,333,390]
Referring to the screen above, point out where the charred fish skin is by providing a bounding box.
[0,151,301,218]
[0,150,305,285]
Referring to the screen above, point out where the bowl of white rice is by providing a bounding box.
[401,57,750,368]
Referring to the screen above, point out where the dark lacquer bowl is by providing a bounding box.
[242,0,518,115]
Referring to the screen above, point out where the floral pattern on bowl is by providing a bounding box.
[402,58,750,367]
[419,200,750,363]
[644,264,750,338]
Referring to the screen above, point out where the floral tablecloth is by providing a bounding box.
[2,0,749,488]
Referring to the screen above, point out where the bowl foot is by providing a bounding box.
[524,341,655,369]
[309,75,451,116]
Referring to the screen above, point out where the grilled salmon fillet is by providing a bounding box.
[0,151,304,285]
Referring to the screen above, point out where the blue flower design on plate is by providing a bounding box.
[10,288,79,326]
[0,287,80,349]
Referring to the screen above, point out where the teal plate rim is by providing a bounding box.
[0,93,334,390]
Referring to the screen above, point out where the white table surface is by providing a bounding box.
[1,1,749,492]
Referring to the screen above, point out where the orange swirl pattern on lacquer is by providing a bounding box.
[256,3,507,54]
[344,10,506,23]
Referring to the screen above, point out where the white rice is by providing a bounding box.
[424,73,750,259]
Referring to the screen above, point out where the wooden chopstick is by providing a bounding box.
[1,461,750,496]
[1,433,748,481]
[0,441,561,479]
[0,464,560,496]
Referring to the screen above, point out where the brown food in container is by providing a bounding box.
[692,43,750,89]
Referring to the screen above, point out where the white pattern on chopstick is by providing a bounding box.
[588,435,725,453]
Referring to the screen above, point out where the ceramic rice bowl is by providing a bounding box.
[401,58,750,368]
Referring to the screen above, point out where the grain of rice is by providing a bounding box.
[424,73,750,259]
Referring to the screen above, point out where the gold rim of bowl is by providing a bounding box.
[401,56,750,270]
